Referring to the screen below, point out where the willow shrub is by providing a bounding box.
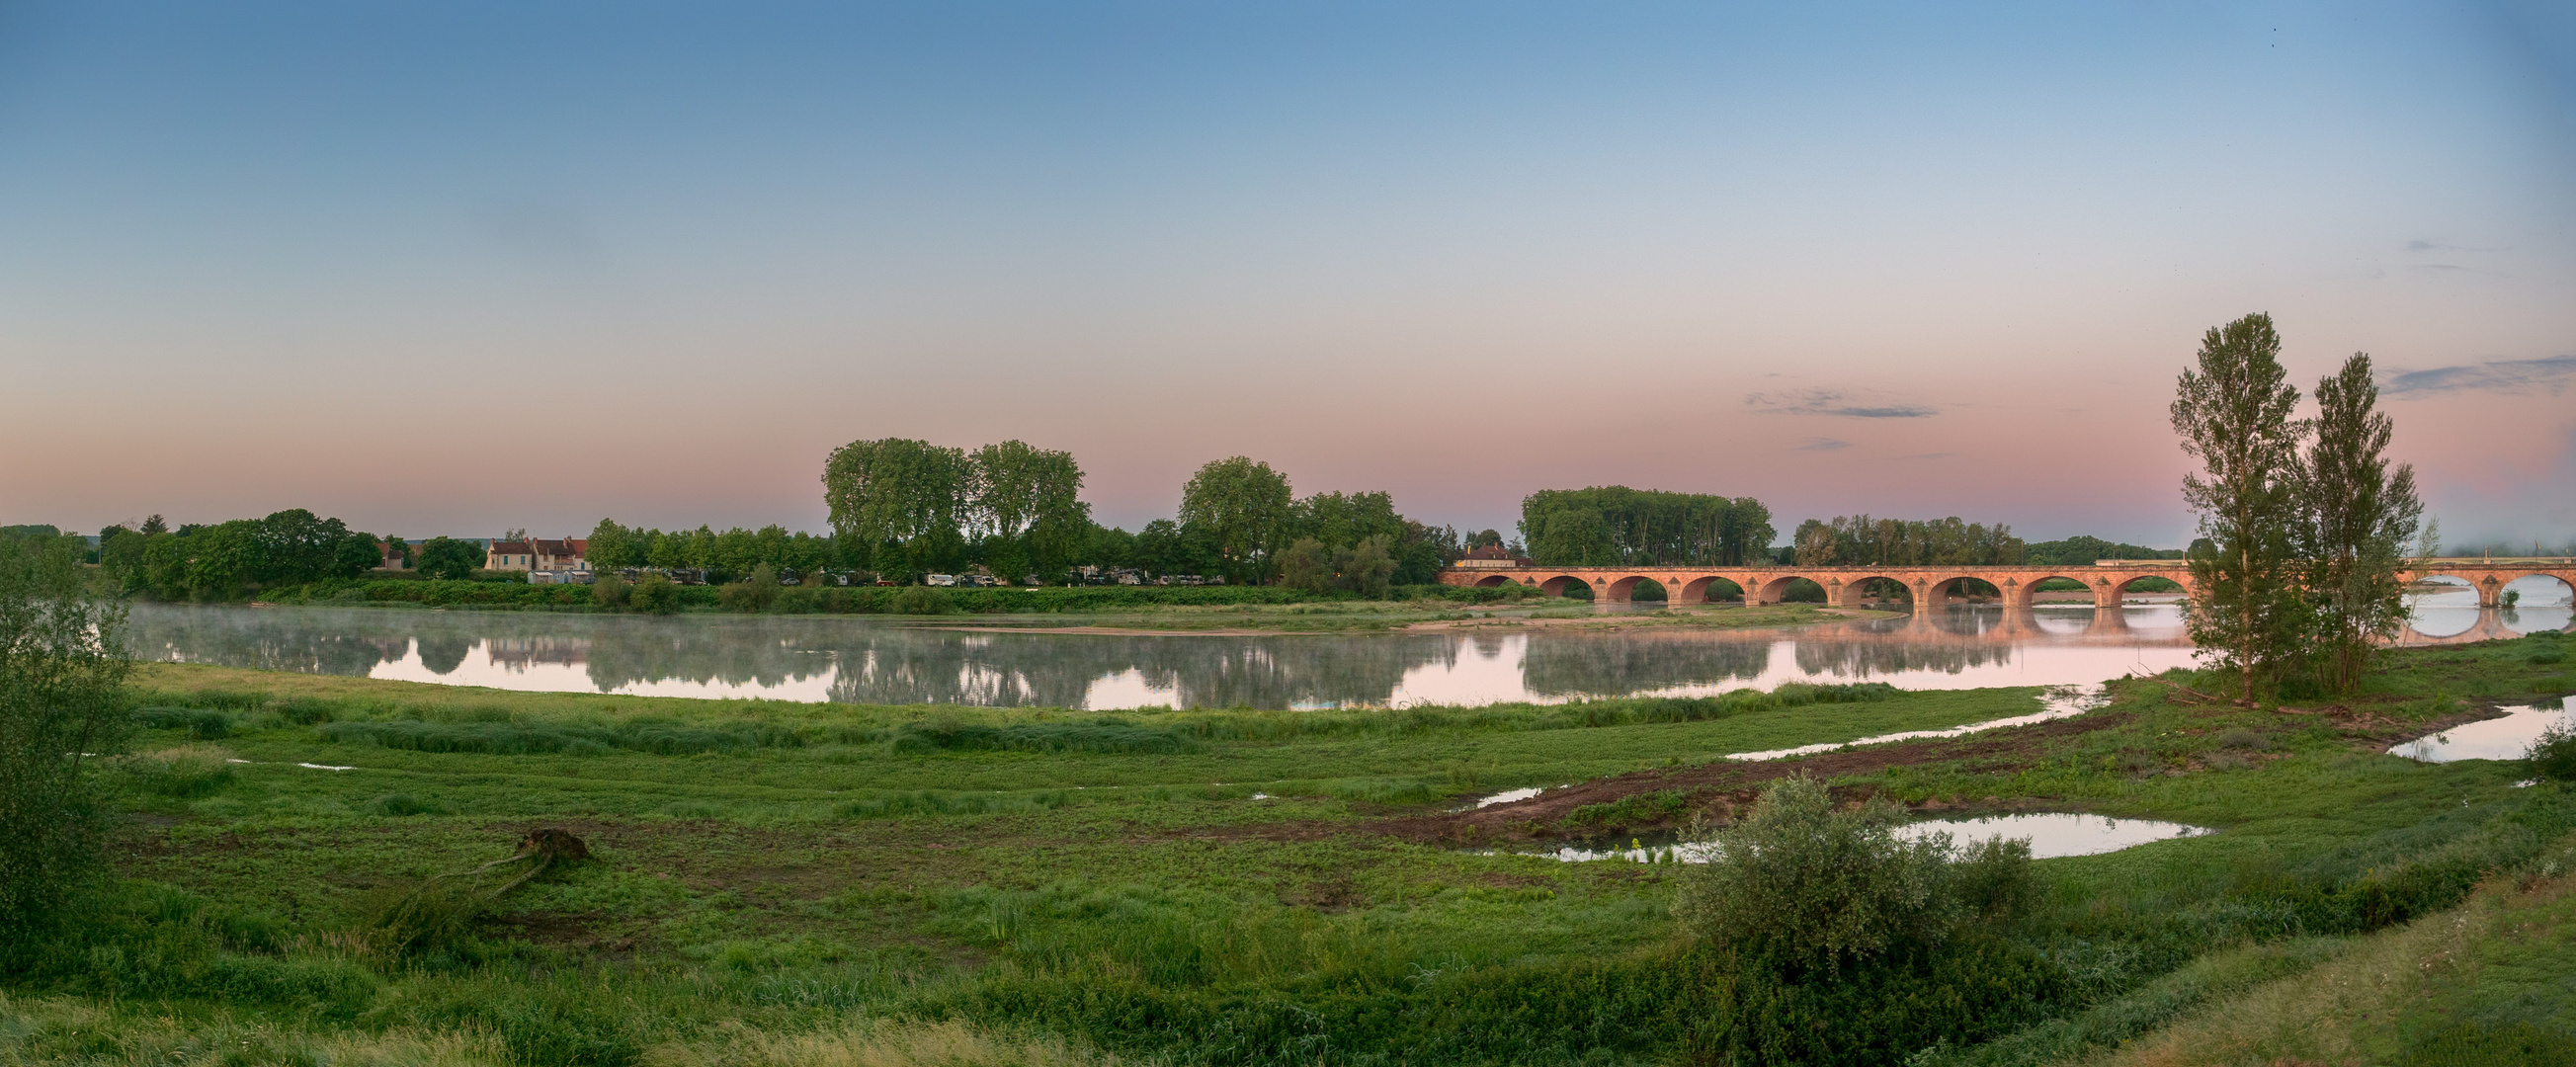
[1671,776,2062,1064]
[0,534,133,941]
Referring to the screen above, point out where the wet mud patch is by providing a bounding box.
[1372,709,2138,848]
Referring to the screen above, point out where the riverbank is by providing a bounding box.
[10,635,2574,1065]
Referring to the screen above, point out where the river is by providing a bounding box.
[120,578,2570,710]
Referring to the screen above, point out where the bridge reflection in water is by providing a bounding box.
[119,599,2563,710]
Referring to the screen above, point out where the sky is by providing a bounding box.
[4,1,2572,548]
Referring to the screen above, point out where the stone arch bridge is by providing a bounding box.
[1441,560,2576,611]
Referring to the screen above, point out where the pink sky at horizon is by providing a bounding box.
[5,2,2571,547]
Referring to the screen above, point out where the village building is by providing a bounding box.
[487,537,590,578]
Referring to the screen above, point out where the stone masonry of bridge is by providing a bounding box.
[1439,560,2576,611]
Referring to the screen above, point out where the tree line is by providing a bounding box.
[1789,515,2028,567]
[2173,312,2423,699]
[817,441,1464,587]
[1517,487,1776,567]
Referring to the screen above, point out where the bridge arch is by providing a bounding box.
[1679,575,1746,605]
[1919,575,1996,607]
[2501,572,2576,610]
[1538,574,1594,599]
[2010,573,2108,608]
[1603,575,1666,603]
[1469,573,1527,588]
[2109,571,2190,603]
[1833,575,1917,609]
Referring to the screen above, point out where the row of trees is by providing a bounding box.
[816,443,1462,586]
[2023,535,2184,566]
[1789,515,2028,567]
[822,438,1091,584]
[1517,487,1776,567]
[585,522,845,578]
[96,510,392,601]
[2173,313,2423,698]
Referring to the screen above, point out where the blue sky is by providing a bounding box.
[4,1,2571,546]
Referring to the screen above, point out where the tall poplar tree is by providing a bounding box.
[822,438,970,580]
[2171,313,2306,702]
[2298,353,2422,695]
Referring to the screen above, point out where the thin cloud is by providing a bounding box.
[1790,437,1852,451]
[1744,388,1937,419]
[2382,355,2576,398]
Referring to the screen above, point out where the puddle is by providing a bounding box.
[297,763,358,772]
[1473,786,1547,808]
[1490,811,2211,864]
[1891,812,2211,859]
[2389,702,2571,763]
[1724,683,2110,762]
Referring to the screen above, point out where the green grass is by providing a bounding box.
[9,633,2576,1065]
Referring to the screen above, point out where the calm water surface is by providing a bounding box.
[123,579,2573,710]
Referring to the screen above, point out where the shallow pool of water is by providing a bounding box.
[1890,812,2212,859]
[1500,811,2212,864]
[2389,702,2571,763]
[1722,684,2109,761]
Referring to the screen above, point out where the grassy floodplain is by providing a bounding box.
[8,632,2576,1065]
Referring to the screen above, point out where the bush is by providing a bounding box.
[591,573,630,609]
[364,792,451,816]
[0,534,131,936]
[890,585,956,615]
[131,706,232,739]
[630,574,681,615]
[321,718,802,756]
[123,746,238,798]
[1674,776,2014,974]
[2527,720,2576,782]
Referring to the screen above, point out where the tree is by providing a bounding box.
[1278,537,1332,593]
[0,534,130,935]
[140,514,167,535]
[823,438,970,582]
[1343,534,1397,598]
[2172,313,2307,702]
[587,520,639,570]
[1179,457,1292,585]
[970,441,1088,583]
[415,536,480,580]
[2298,353,2422,695]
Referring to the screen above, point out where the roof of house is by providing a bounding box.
[489,540,534,555]
[532,538,587,556]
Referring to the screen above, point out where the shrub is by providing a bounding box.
[364,792,450,816]
[321,718,801,756]
[2527,720,2576,782]
[1671,775,2036,975]
[131,706,232,739]
[891,586,956,615]
[2215,727,2266,750]
[591,573,630,609]
[718,565,782,613]
[123,746,238,798]
[630,574,681,615]
[0,534,130,935]
[884,719,1197,755]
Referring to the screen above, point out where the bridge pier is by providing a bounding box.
[2479,576,2504,609]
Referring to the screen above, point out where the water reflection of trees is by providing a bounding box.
[130,603,2215,710]
[827,631,1454,708]
[125,606,420,677]
[1519,634,1773,697]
